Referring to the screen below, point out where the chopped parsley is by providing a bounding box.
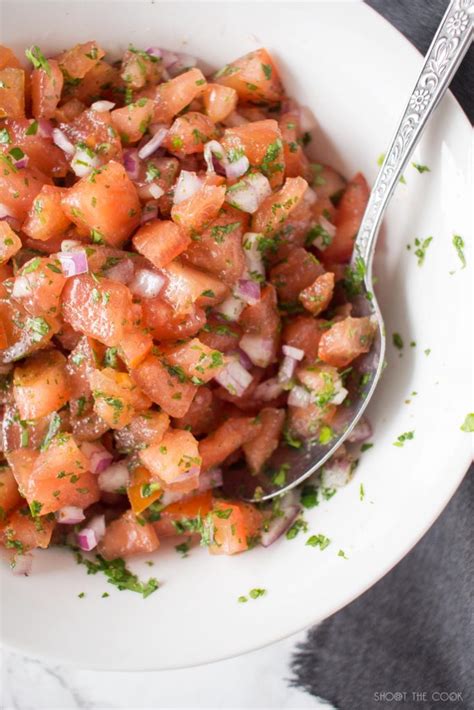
[286,517,308,540]
[409,236,433,266]
[238,595,248,603]
[452,235,466,269]
[338,549,349,559]
[460,413,474,433]
[210,221,239,243]
[393,430,415,447]
[283,427,302,449]
[271,463,289,487]
[260,138,283,176]
[75,552,159,598]
[40,412,61,451]
[360,442,374,452]
[300,484,318,509]
[392,332,404,350]
[306,534,331,550]
[175,541,191,557]
[29,500,43,517]
[25,45,51,76]
[359,483,365,501]
[249,588,266,599]
[26,317,50,342]
[261,63,272,79]
[412,163,430,173]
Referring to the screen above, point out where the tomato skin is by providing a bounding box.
[203,83,237,123]
[61,160,140,247]
[31,59,64,120]
[318,316,376,367]
[199,415,262,471]
[213,48,283,105]
[61,274,135,347]
[208,499,263,555]
[132,219,190,269]
[322,173,369,263]
[242,407,285,473]
[22,185,71,241]
[252,176,308,237]
[141,299,206,341]
[299,272,335,315]
[130,353,198,419]
[0,67,25,119]
[13,350,71,420]
[98,510,160,561]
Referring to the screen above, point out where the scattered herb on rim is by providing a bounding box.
[460,413,474,433]
[306,534,331,550]
[393,430,415,448]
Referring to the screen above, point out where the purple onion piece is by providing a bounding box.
[261,505,301,547]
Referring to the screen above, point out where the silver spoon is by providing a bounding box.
[226,0,473,502]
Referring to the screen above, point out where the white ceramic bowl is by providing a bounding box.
[1,0,471,670]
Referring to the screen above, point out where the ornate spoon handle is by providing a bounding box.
[354,0,473,272]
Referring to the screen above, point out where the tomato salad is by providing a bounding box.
[0,41,375,578]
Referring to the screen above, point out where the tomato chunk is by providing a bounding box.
[208,499,263,555]
[139,429,201,489]
[152,67,207,123]
[0,68,25,119]
[89,368,151,429]
[57,41,105,79]
[165,112,216,155]
[199,416,262,471]
[213,48,283,105]
[203,83,238,123]
[111,98,155,144]
[31,59,63,120]
[171,182,226,235]
[130,353,198,418]
[22,185,71,241]
[0,222,22,264]
[318,316,377,367]
[222,119,284,188]
[132,219,190,269]
[252,176,308,236]
[98,510,159,560]
[164,338,225,384]
[299,272,335,315]
[322,173,369,263]
[242,407,285,473]
[13,350,71,420]
[0,464,22,516]
[1,507,55,551]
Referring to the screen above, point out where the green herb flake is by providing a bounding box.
[393,430,415,448]
[359,483,365,501]
[411,236,433,266]
[286,517,308,540]
[452,235,466,269]
[272,463,289,487]
[0,128,11,145]
[78,592,86,598]
[249,588,266,599]
[75,552,159,598]
[40,412,61,451]
[300,484,318,509]
[338,549,349,559]
[412,163,430,173]
[25,45,52,76]
[261,63,272,79]
[392,332,404,350]
[29,500,43,517]
[360,442,374,452]
[306,534,331,550]
[460,413,474,433]
[210,221,239,243]
[175,541,190,557]
[238,595,248,603]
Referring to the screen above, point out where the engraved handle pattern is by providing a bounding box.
[354,0,473,272]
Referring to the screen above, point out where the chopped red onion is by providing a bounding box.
[225,172,271,214]
[87,514,106,542]
[203,140,226,173]
[160,49,179,68]
[57,250,88,277]
[239,334,274,368]
[347,416,372,443]
[226,154,250,180]
[12,153,29,170]
[167,52,197,78]
[198,466,223,491]
[56,506,85,524]
[278,355,297,384]
[214,358,253,397]
[98,462,130,492]
[303,187,318,205]
[141,202,158,223]
[12,275,31,299]
[254,377,284,402]
[71,146,100,177]
[298,105,316,132]
[123,148,140,180]
[61,239,83,252]
[234,278,261,306]
[227,348,253,371]
[214,294,245,321]
[282,344,304,361]
[242,232,265,279]
[11,552,33,576]
[91,100,116,112]
[81,441,114,474]
[104,258,135,284]
[146,47,163,60]
[138,127,169,160]
[331,383,348,406]
[37,119,53,138]
[0,203,12,219]
[76,528,98,552]
[52,128,74,155]
[321,455,355,488]
[173,170,203,204]
[222,111,248,127]
[0,215,21,231]
[148,183,164,199]
[261,505,300,546]
[129,268,165,298]
[288,385,313,408]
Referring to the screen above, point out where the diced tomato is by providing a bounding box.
[161,260,228,313]
[130,353,198,418]
[252,176,308,236]
[270,248,324,303]
[299,271,335,315]
[172,386,220,436]
[61,274,135,347]
[111,98,155,144]
[31,59,63,120]
[32,433,89,480]
[0,46,22,70]
[1,406,66,453]
[88,367,151,429]
[98,510,159,560]
[279,111,312,181]
[153,490,213,537]
[322,173,369,263]
[183,209,246,286]
[139,428,201,489]
[242,407,285,473]
[0,164,49,222]
[318,316,376,367]
[60,108,122,164]
[118,327,153,369]
[152,67,207,123]
[61,161,140,247]
[203,83,238,123]
[282,315,328,362]
[70,402,109,442]
[208,499,263,555]
[198,316,241,352]
[0,119,69,178]
[120,49,162,90]
[171,182,226,234]
[141,298,206,341]
[164,112,216,155]
[13,255,67,318]
[1,507,55,551]
[222,119,284,188]
[213,48,283,105]
[164,338,225,384]
[56,41,105,80]
[132,219,190,269]
[0,68,25,119]
[240,283,280,339]
[311,164,346,202]
[22,185,71,241]
[69,61,120,104]
[127,465,163,515]
[0,222,22,264]
[0,464,22,515]
[115,411,170,453]
[288,402,336,441]
[66,336,104,398]
[54,98,85,123]
[199,415,262,471]
[134,156,179,203]
[13,350,71,420]
[0,297,58,364]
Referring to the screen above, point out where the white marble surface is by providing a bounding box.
[0,631,334,710]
